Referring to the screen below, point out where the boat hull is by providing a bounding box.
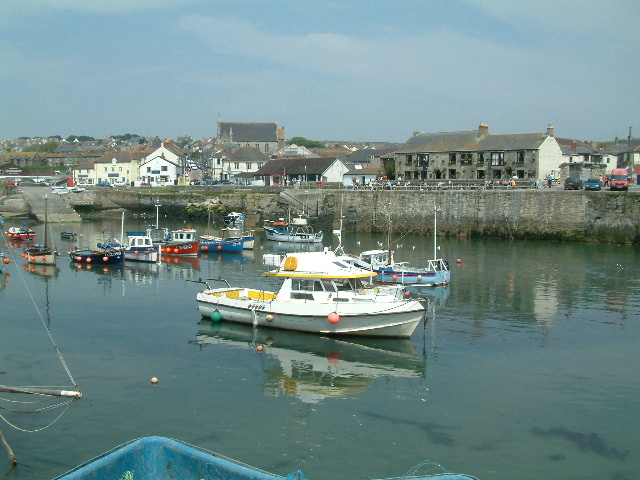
[24,249,57,265]
[52,436,285,480]
[124,247,159,263]
[69,249,124,264]
[375,268,451,286]
[196,288,424,337]
[264,227,323,243]
[199,237,244,253]
[160,242,199,256]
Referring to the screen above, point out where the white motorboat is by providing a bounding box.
[195,248,425,337]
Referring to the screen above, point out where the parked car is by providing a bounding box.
[563,177,583,190]
[96,182,112,187]
[583,178,602,191]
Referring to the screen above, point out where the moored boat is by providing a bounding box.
[195,248,425,337]
[264,217,323,243]
[222,225,255,249]
[160,228,199,256]
[69,243,124,264]
[353,206,450,286]
[124,233,160,262]
[199,235,244,253]
[223,211,246,224]
[5,225,37,240]
[51,436,479,480]
[24,196,57,266]
[60,232,78,239]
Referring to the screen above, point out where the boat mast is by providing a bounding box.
[433,202,437,260]
[387,213,392,266]
[44,195,49,249]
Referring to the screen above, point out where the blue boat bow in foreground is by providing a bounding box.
[51,436,479,480]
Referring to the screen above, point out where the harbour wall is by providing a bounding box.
[64,188,640,244]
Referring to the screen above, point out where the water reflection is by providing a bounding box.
[194,321,426,403]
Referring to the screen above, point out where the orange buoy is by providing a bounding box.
[173,248,179,254]
[103,256,109,262]
[328,312,340,324]
[151,377,159,384]
[266,314,274,322]
[256,345,264,353]
[456,258,462,264]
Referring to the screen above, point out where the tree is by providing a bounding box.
[288,137,326,149]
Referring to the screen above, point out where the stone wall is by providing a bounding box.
[61,188,640,243]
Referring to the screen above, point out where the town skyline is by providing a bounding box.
[1,1,638,143]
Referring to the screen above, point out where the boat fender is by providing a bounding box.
[284,256,298,271]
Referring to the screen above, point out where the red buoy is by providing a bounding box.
[328,312,340,324]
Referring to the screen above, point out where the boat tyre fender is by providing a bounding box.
[284,256,298,271]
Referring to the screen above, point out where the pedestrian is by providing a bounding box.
[547,174,553,188]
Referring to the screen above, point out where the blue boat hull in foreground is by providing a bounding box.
[51,436,479,480]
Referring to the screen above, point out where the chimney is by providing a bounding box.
[546,123,554,136]
[571,141,577,153]
[478,123,489,136]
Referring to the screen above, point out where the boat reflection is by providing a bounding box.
[199,251,246,266]
[22,262,60,278]
[260,240,324,254]
[195,321,426,403]
[68,261,125,278]
[406,285,450,305]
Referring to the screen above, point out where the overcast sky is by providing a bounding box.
[1,0,637,143]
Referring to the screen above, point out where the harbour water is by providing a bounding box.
[1,217,639,480]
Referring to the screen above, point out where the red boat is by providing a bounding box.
[5,226,37,240]
[160,228,199,257]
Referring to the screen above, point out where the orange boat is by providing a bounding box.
[5,226,37,240]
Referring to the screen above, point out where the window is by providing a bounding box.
[448,169,456,179]
[477,170,485,179]
[417,153,429,167]
[406,155,413,165]
[461,153,472,165]
[516,151,525,164]
[449,153,457,164]
[478,153,485,165]
[161,165,167,171]
[234,162,240,169]
[491,152,505,166]
[257,162,264,168]
[246,163,252,170]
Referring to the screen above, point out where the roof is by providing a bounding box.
[218,122,278,143]
[254,157,342,176]
[94,151,145,164]
[226,146,270,163]
[554,137,599,155]
[399,130,549,153]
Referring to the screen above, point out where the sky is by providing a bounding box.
[1,0,638,144]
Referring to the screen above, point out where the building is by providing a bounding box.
[74,150,144,186]
[252,157,349,186]
[216,120,285,157]
[221,146,270,184]
[138,143,185,186]
[395,123,564,182]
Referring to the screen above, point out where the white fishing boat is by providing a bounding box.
[195,248,425,337]
[353,205,450,286]
[124,233,160,263]
[263,215,323,243]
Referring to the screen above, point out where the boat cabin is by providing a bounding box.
[170,229,197,243]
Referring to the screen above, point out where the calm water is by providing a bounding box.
[1,217,639,480]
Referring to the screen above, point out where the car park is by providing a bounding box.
[563,177,583,190]
[584,178,602,191]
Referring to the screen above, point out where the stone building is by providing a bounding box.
[395,123,564,182]
[216,120,285,157]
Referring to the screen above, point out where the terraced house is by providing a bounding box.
[395,123,564,182]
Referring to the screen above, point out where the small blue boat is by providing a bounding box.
[52,436,479,480]
[52,437,289,480]
[199,236,244,253]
